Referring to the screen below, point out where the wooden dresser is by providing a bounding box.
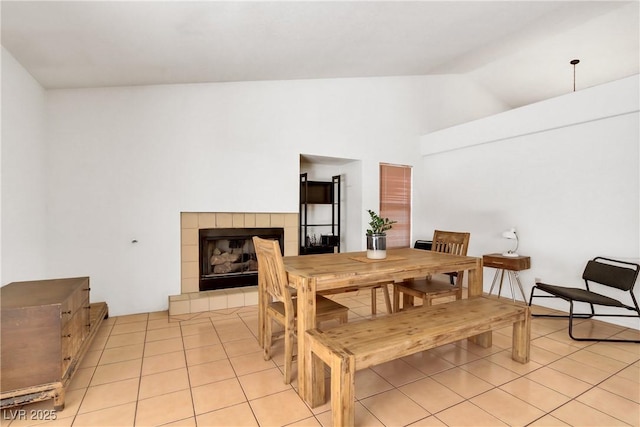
[1,277,108,410]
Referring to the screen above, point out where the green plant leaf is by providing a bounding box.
[366,209,397,235]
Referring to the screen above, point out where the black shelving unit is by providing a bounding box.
[299,173,340,255]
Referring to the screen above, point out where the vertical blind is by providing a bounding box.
[380,163,412,248]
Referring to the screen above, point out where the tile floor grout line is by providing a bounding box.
[518,335,640,427]
[230,311,277,427]
[130,313,148,427]
[70,316,114,424]
[183,315,204,426]
[559,353,640,426]
[69,317,124,423]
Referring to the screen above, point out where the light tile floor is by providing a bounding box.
[2,289,639,427]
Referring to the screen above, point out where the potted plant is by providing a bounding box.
[366,209,397,259]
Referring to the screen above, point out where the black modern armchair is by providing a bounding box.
[529,256,640,343]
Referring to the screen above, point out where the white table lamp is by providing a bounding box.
[502,228,519,257]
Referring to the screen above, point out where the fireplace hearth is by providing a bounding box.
[199,227,284,291]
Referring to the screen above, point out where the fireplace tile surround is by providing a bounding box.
[169,212,298,315]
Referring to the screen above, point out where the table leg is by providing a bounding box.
[507,271,516,302]
[513,271,528,303]
[467,259,491,345]
[488,269,501,296]
[296,276,320,405]
[498,269,506,298]
[467,258,483,297]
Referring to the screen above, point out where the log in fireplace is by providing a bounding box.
[199,227,284,291]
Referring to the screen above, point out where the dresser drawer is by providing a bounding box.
[61,302,89,375]
[60,279,90,328]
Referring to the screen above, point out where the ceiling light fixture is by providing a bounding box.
[570,59,580,92]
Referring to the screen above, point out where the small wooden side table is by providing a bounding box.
[483,253,531,303]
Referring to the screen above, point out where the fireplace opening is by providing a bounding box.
[199,227,284,291]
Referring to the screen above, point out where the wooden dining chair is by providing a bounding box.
[253,236,349,384]
[393,230,470,312]
[370,283,393,315]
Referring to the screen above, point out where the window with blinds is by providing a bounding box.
[379,163,412,248]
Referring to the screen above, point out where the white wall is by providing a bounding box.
[4,38,637,329]
[1,47,48,284]
[33,74,505,316]
[418,75,640,328]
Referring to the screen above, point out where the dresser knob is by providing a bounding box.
[62,334,72,338]
[62,310,72,315]
[63,357,71,361]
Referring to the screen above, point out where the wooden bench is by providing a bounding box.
[304,296,530,426]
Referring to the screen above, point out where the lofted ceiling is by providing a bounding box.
[1,1,638,108]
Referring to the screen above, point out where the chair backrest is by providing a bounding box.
[253,236,295,310]
[431,230,470,256]
[583,257,640,292]
[430,230,470,283]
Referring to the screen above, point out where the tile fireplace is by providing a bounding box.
[171,212,298,315]
[198,227,284,291]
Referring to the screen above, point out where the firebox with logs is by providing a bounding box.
[199,227,284,291]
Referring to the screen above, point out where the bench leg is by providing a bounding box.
[468,331,492,348]
[305,331,327,408]
[306,330,357,426]
[512,307,531,363]
[332,351,355,427]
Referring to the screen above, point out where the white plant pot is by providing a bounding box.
[366,234,387,259]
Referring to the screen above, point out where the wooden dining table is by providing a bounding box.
[281,247,484,404]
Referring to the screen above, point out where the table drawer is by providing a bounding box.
[483,254,530,271]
